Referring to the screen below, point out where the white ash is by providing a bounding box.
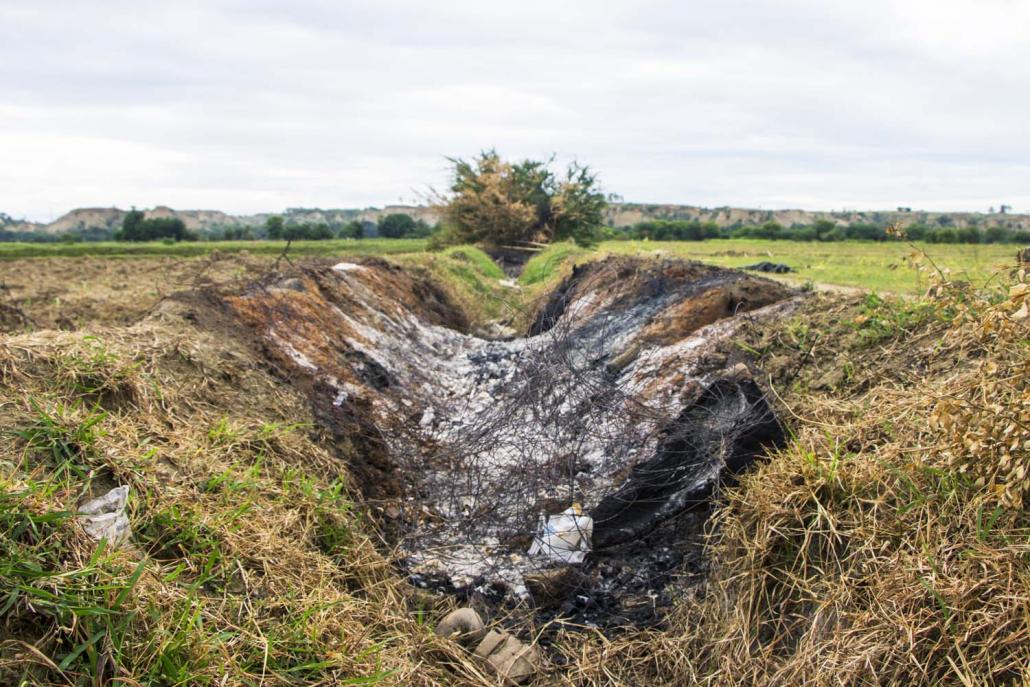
[256,264,798,598]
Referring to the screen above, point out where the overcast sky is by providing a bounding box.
[2,0,1028,222]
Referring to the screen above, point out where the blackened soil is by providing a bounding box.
[404,508,709,639]
[537,509,709,635]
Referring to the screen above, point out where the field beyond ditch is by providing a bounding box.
[2,237,1015,297]
[600,239,1018,294]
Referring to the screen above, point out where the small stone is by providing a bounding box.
[435,608,486,647]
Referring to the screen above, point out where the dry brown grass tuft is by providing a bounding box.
[0,313,476,686]
[931,273,1030,509]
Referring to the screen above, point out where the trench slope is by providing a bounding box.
[228,256,798,623]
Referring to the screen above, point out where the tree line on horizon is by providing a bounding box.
[609,217,1029,244]
[5,213,1026,246]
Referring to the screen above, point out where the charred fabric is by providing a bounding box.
[228,256,798,629]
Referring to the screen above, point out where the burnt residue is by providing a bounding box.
[344,349,393,390]
[528,257,790,338]
[550,510,709,631]
[592,377,785,549]
[219,254,798,634]
[309,378,403,501]
[404,376,784,634]
[528,263,585,336]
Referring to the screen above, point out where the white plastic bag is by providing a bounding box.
[527,504,593,564]
[78,485,132,546]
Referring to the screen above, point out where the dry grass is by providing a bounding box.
[0,252,274,331]
[0,306,478,685]
[555,256,1029,686]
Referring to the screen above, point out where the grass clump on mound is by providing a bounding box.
[0,316,473,686]
[395,245,524,327]
[518,241,590,286]
[705,263,1029,685]
[439,245,507,280]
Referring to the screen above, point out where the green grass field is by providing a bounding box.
[1,237,1019,295]
[0,237,427,260]
[597,239,1019,294]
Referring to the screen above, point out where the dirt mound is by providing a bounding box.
[222,257,473,500]
[4,248,1025,685]
[0,300,470,685]
[529,257,791,339]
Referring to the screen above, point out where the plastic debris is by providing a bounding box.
[527,504,593,564]
[435,607,540,684]
[473,630,540,685]
[78,485,131,545]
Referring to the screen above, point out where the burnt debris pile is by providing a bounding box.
[228,256,797,629]
[591,378,784,549]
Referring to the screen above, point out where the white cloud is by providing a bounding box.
[1,0,1027,221]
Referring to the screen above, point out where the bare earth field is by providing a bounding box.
[0,253,276,331]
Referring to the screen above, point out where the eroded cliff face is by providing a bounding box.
[226,256,798,626]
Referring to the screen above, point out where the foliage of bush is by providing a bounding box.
[338,220,366,240]
[265,215,335,241]
[377,213,433,239]
[433,150,607,248]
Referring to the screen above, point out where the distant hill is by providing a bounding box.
[3,203,1029,237]
[3,204,441,237]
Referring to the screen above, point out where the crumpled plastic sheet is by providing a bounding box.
[78,485,132,546]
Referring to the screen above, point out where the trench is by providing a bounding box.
[229,256,799,631]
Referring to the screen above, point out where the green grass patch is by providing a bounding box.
[850,292,944,345]
[439,245,506,279]
[394,245,518,325]
[0,489,150,684]
[600,239,1018,294]
[14,399,108,483]
[519,240,589,285]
